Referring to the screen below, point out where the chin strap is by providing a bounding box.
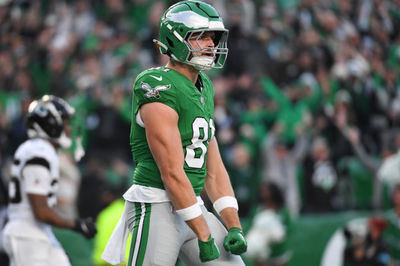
[153,39,168,53]
[153,39,178,61]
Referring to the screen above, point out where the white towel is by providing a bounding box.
[101,202,129,265]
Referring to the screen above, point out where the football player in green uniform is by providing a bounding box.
[102,1,247,265]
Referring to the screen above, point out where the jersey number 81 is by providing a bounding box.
[185,117,215,169]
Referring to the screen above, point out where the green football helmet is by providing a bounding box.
[154,0,229,71]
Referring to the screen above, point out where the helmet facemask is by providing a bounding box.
[184,30,228,71]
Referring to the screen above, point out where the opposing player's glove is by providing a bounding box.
[73,217,97,238]
[198,235,220,262]
[223,227,247,255]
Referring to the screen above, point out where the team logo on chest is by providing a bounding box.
[140,81,171,99]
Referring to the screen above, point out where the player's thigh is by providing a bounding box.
[179,208,245,266]
[126,201,184,266]
[3,236,55,266]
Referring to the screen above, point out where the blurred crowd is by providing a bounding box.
[1,0,400,264]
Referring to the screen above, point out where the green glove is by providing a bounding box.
[198,235,220,262]
[223,227,247,255]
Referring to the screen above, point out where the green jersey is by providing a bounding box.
[130,67,215,196]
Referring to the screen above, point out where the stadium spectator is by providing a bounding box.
[383,185,400,265]
[378,132,400,191]
[303,136,339,213]
[261,122,308,218]
[343,217,390,266]
[323,89,358,165]
[225,142,257,217]
[342,125,396,210]
[245,182,292,266]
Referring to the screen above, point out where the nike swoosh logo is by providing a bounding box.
[150,75,162,81]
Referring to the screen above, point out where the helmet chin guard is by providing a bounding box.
[155,1,228,70]
[189,56,215,71]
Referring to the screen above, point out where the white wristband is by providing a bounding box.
[213,196,239,215]
[176,203,202,221]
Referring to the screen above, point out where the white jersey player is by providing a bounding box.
[2,95,97,266]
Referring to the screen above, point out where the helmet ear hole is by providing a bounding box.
[166,37,174,48]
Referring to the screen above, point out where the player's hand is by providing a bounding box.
[198,235,220,262]
[73,217,97,238]
[223,227,247,255]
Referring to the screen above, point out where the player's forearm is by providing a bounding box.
[205,171,242,230]
[162,168,198,209]
[219,208,242,230]
[205,170,235,202]
[204,156,236,204]
[205,138,235,202]
[205,138,241,228]
[186,215,211,241]
[162,171,211,241]
[28,195,74,228]
[38,209,75,228]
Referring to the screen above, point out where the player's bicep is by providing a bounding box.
[140,102,184,174]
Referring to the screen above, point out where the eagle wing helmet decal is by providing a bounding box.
[140,82,171,99]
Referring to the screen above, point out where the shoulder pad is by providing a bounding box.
[137,68,172,86]
[135,69,175,100]
[15,139,57,168]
